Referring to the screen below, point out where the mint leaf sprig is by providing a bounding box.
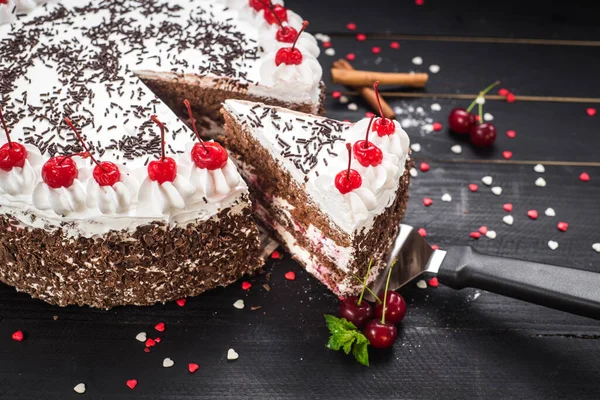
[324,314,370,366]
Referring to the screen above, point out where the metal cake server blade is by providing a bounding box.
[366,224,600,320]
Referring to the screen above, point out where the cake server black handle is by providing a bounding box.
[437,246,600,320]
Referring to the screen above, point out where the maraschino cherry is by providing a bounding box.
[334,143,362,194]
[448,81,499,135]
[64,117,121,187]
[0,106,28,172]
[41,155,79,189]
[353,116,383,167]
[372,81,395,136]
[183,99,228,170]
[363,261,398,349]
[275,21,309,66]
[147,115,177,184]
[249,0,267,11]
[263,3,288,25]
[339,260,381,328]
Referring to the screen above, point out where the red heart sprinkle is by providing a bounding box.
[423,197,433,207]
[332,91,342,99]
[126,380,138,390]
[415,0,424,5]
[356,33,367,41]
[506,93,516,103]
[371,46,381,54]
[502,151,513,159]
[503,203,513,212]
[145,338,156,348]
[498,88,509,96]
[432,122,442,131]
[154,322,165,332]
[346,22,356,30]
[428,277,439,287]
[506,130,516,138]
[419,162,430,172]
[390,41,400,49]
[580,172,590,182]
[469,183,479,192]
[271,250,281,259]
[586,108,596,116]
[346,53,355,61]
[478,226,488,234]
[284,271,296,280]
[154,337,161,343]
[431,244,439,250]
[323,41,332,48]
[11,331,24,342]
[176,298,186,307]
[470,232,481,239]
[144,347,150,353]
[418,228,427,237]
[557,222,568,232]
[241,281,252,290]
[188,363,199,374]
[527,210,538,219]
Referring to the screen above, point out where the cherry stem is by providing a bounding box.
[363,115,375,149]
[478,102,483,124]
[0,106,13,147]
[57,152,88,165]
[291,21,309,52]
[64,117,106,172]
[151,115,167,161]
[345,142,352,180]
[373,81,390,127]
[352,274,382,304]
[357,259,374,305]
[183,99,208,153]
[466,81,500,113]
[381,259,396,325]
[257,0,283,26]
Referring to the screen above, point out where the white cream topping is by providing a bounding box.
[259,52,322,94]
[85,165,138,215]
[0,1,16,26]
[33,179,88,216]
[137,171,196,216]
[0,144,43,196]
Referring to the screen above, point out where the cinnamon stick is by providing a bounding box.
[331,68,429,88]
[332,59,395,119]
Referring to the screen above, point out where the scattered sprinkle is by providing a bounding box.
[418,228,427,237]
[416,280,427,289]
[557,222,568,232]
[548,240,559,251]
[347,103,358,111]
[412,56,423,65]
[410,143,421,152]
[592,243,600,253]
[498,88,509,96]
[441,193,452,202]
[506,93,516,103]
[415,0,424,5]
[534,164,545,173]
[331,91,342,99]
[419,162,430,172]
[429,64,440,74]
[285,271,296,280]
[154,322,165,332]
[470,232,481,239]
[502,151,513,159]
[475,96,485,105]
[145,338,156,348]
[491,186,502,196]
[527,210,538,220]
[176,298,186,307]
[227,348,239,360]
[503,203,513,212]
[135,332,147,342]
[483,113,494,121]
[478,226,488,234]
[324,48,335,56]
[486,230,497,239]
[188,363,199,374]
[469,183,479,192]
[580,172,590,182]
[431,103,441,111]
[126,380,138,390]
[346,22,356,30]
[390,41,400,49]
[163,358,174,368]
[535,177,547,187]
[11,331,23,342]
[371,46,381,54]
[481,176,493,186]
[410,167,418,177]
[503,215,514,225]
[450,145,462,154]
[233,299,245,310]
[586,108,597,116]
[356,33,367,41]
[432,122,442,131]
[74,383,86,394]
[506,130,516,138]
[346,53,356,61]
[339,95,349,104]
[428,277,439,287]
[423,197,433,207]
[545,208,556,217]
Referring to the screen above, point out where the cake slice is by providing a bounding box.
[221,100,411,296]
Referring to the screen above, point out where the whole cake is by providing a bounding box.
[0,0,323,308]
[221,99,411,296]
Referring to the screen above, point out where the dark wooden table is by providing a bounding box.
[1,1,600,398]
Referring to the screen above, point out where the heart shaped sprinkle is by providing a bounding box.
[428,277,439,287]
[135,332,147,342]
[469,183,479,192]
[441,193,452,202]
[410,168,418,177]
[11,331,24,342]
[450,145,462,154]
[284,271,296,280]
[506,130,516,138]
[557,222,568,232]
[545,208,556,217]
[163,358,174,368]
[233,300,245,310]
[548,241,559,251]
[227,348,239,360]
[423,197,433,207]
[176,298,186,307]
[73,383,86,394]
[586,108,596,116]
[410,143,421,152]
[154,322,165,332]
[502,151,513,159]
[534,164,545,173]
[580,172,590,182]
[188,363,199,374]
[478,226,488,234]
[419,162,430,172]
[481,176,493,186]
[126,380,137,390]
[503,203,513,212]
[470,232,481,239]
[416,280,427,289]
[418,228,427,237]
[592,243,600,253]
[432,122,442,131]
[241,281,252,290]
[503,215,514,225]
[491,186,502,196]
[535,177,547,187]
[486,230,497,239]
[527,210,538,220]
[145,338,156,348]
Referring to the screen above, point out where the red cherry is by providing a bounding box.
[353,116,383,167]
[335,143,362,194]
[264,4,287,25]
[470,123,496,147]
[339,296,373,328]
[276,26,298,43]
[374,291,406,324]
[363,320,397,349]
[249,0,267,11]
[93,161,121,187]
[274,21,308,66]
[191,142,228,170]
[148,115,177,184]
[448,108,476,134]
[42,156,78,189]
[0,106,28,172]
[372,81,396,136]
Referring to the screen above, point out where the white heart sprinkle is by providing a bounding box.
[548,240,559,250]
[163,358,174,368]
[486,230,497,239]
[416,280,427,289]
[429,64,440,73]
[535,177,547,187]
[481,176,493,186]
[450,145,462,154]
[431,103,441,111]
[347,103,358,111]
[441,193,452,202]
[545,208,556,217]
[314,33,325,41]
[74,383,86,394]
[592,243,600,253]
[233,299,245,310]
[410,168,418,178]
[483,113,494,121]
[135,332,147,342]
[491,186,502,196]
[475,96,485,105]
[422,124,434,133]
[320,34,331,42]
[503,215,514,225]
[412,56,423,65]
[339,95,349,104]
[410,143,421,152]
[534,164,545,173]
[227,348,239,360]
[324,48,335,56]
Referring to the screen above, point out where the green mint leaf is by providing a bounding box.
[352,332,370,366]
[324,314,369,366]
[328,331,356,353]
[324,314,358,335]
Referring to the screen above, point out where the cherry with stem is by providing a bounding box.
[334,143,362,194]
[353,115,383,167]
[275,21,309,66]
[364,260,399,349]
[183,99,228,170]
[0,105,28,172]
[339,259,379,328]
[372,81,395,136]
[147,115,177,184]
[468,81,500,147]
[448,81,500,134]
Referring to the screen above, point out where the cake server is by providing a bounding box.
[367,224,600,319]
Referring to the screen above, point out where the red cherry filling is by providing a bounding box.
[374,291,406,324]
[276,26,298,43]
[275,21,308,66]
[448,108,476,134]
[42,156,78,189]
[339,296,373,328]
[184,99,229,170]
[65,117,121,187]
[0,106,27,172]
[148,115,177,184]
[372,81,396,136]
[334,143,362,194]
[364,320,397,349]
[353,116,383,167]
[264,4,288,25]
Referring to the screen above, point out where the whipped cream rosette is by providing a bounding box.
[0,144,43,196]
